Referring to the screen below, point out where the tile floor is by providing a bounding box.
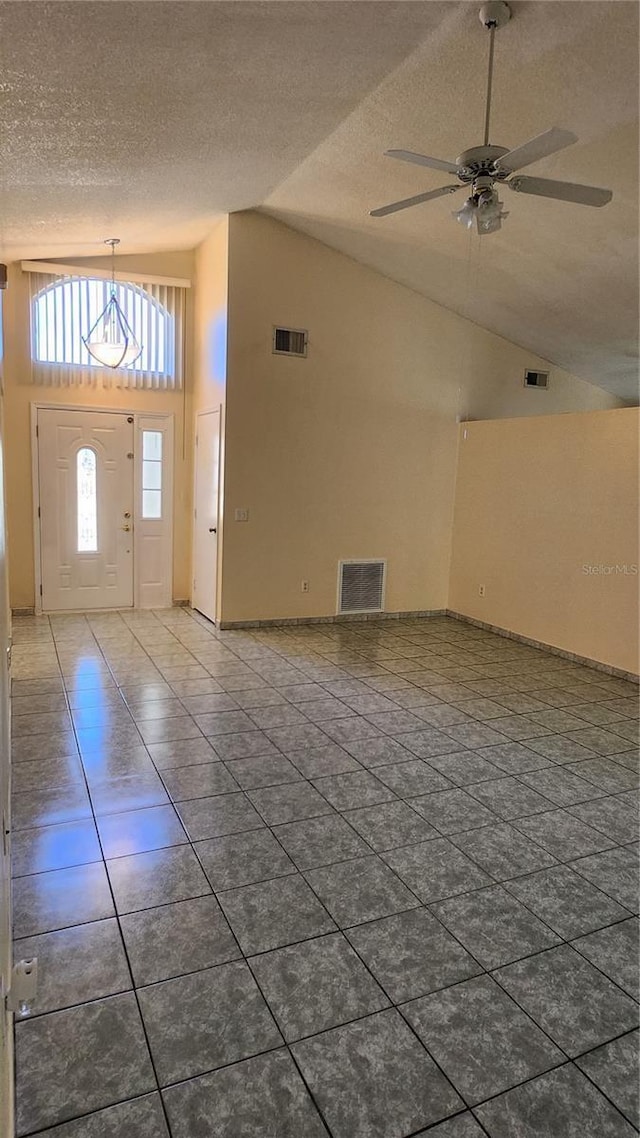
[9,608,640,1138]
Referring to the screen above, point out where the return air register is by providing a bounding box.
[272,326,308,357]
[524,368,549,389]
[338,560,386,615]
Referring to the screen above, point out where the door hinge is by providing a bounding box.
[7,958,38,1018]
[39,584,43,596]
[35,425,39,438]
[2,811,8,858]
[37,506,41,518]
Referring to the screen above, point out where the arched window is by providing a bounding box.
[77,448,98,552]
[27,271,186,389]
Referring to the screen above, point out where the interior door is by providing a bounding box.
[192,409,220,623]
[37,409,134,611]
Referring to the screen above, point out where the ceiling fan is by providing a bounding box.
[371,1,613,234]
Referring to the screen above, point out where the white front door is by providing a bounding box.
[192,409,220,623]
[37,409,134,611]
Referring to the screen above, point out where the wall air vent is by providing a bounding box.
[338,559,386,615]
[524,369,549,389]
[273,326,308,357]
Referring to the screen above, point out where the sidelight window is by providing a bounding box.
[142,431,163,519]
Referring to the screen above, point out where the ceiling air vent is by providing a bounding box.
[524,369,549,389]
[273,326,308,357]
[338,559,386,615]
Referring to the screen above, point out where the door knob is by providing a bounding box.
[209,527,217,533]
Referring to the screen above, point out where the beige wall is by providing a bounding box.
[192,219,229,621]
[193,220,229,416]
[219,210,621,624]
[461,335,624,421]
[449,408,639,675]
[3,251,195,609]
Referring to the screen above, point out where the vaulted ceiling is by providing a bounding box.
[0,1,637,399]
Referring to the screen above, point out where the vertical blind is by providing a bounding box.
[24,266,188,390]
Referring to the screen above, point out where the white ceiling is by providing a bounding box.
[0,1,638,399]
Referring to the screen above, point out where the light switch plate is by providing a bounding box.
[234,508,249,522]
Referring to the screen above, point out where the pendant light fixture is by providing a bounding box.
[82,238,142,368]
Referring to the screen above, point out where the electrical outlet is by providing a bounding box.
[301,580,309,593]
[478,584,486,597]
[234,508,249,522]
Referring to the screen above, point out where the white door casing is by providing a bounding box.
[192,409,221,624]
[0,398,13,1137]
[37,408,134,611]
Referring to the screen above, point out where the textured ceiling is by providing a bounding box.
[0,1,637,398]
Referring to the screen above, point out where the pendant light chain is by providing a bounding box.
[108,237,118,295]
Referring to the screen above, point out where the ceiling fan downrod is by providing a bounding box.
[479,1,511,146]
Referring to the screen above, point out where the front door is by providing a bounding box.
[37,408,134,611]
[192,409,220,623]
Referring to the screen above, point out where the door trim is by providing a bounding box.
[0,496,13,1138]
[30,403,42,614]
[31,403,174,613]
[192,406,222,625]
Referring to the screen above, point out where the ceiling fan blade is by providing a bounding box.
[496,127,578,173]
[508,175,612,207]
[370,185,461,218]
[385,149,460,176]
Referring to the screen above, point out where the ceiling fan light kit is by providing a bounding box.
[371,2,613,233]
